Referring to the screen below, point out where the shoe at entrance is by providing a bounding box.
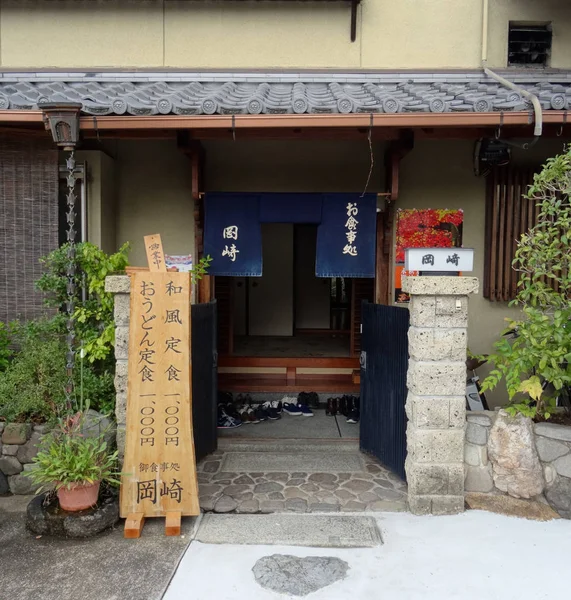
[282,401,302,415]
[238,405,260,424]
[261,401,281,420]
[298,404,314,417]
[326,397,338,416]
[217,407,242,429]
[346,396,360,424]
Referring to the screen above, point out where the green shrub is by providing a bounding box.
[0,321,67,423]
[0,322,12,372]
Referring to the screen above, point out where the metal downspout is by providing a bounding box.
[481,0,542,143]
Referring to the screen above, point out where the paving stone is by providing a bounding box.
[308,473,337,484]
[300,483,320,493]
[233,492,255,502]
[334,489,356,501]
[285,498,308,513]
[255,478,268,484]
[319,483,337,490]
[236,499,260,514]
[336,473,351,482]
[266,472,289,483]
[198,484,222,496]
[253,554,349,596]
[358,491,382,503]
[214,495,238,513]
[375,487,406,501]
[536,437,569,462]
[367,500,408,512]
[366,464,384,474]
[284,487,308,499]
[200,497,217,512]
[217,480,233,485]
[212,472,238,481]
[309,502,340,512]
[254,482,284,493]
[197,473,211,483]
[250,472,264,478]
[234,475,255,485]
[202,461,221,473]
[342,501,367,512]
[260,500,285,513]
[286,478,306,486]
[374,479,396,490]
[291,472,308,478]
[342,479,375,493]
[268,492,285,500]
[220,484,250,497]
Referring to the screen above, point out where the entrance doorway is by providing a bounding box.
[232,223,352,357]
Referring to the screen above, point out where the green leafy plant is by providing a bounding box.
[36,242,130,363]
[0,322,12,372]
[481,147,571,419]
[0,320,67,423]
[191,255,213,284]
[29,413,120,491]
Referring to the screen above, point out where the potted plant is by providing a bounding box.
[30,413,120,512]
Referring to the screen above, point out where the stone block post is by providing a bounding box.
[401,276,479,515]
[105,275,131,461]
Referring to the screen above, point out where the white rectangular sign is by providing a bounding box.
[404,247,474,272]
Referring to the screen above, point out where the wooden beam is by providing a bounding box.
[165,511,182,537]
[124,513,145,539]
[218,356,359,368]
[375,212,390,304]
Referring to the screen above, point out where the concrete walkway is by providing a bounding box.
[165,511,571,600]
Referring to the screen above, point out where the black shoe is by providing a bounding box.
[338,396,349,417]
[346,408,360,424]
[254,405,269,422]
[308,392,320,409]
[326,398,334,416]
[297,392,309,406]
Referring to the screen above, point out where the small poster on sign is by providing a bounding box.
[165,254,193,273]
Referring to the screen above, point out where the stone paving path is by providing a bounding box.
[197,448,408,514]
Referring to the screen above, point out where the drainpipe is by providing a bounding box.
[481,0,542,144]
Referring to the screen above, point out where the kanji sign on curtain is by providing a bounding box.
[204,193,263,276]
[315,193,377,278]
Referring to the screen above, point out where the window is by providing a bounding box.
[484,167,538,301]
[508,23,552,67]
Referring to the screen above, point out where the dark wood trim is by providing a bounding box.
[218,373,359,393]
[218,356,358,368]
[294,328,350,335]
[375,211,390,304]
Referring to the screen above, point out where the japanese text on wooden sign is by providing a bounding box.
[120,271,199,518]
[404,247,474,272]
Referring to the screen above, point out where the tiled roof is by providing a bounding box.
[1,71,571,116]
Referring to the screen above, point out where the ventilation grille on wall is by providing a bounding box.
[508,23,552,67]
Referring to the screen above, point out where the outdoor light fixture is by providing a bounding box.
[38,101,82,150]
[39,101,83,408]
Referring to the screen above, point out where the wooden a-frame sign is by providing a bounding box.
[121,234,199,538]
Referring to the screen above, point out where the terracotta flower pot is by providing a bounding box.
[57,481,101,512]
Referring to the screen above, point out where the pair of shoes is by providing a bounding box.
[282,397,314,417]
[326,397,338,416]
[346,396,360,424]
[297,392,319,409]
[217,405,242,429]
[260,400,282,420]
[237,403,264,424]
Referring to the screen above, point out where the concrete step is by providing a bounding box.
[218,438,361,453]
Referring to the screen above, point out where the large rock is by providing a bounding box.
[253,554,349,596]
[0,471,9,494]
[8,464,42,495]
[0,455,23,475]
[545,475,571,518]
[16,431,43,464]
[2,423,31,445]
[80,410,115,448]
[488,410,545,499]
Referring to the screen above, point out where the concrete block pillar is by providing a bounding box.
[104,275,131,461]
[401,276,479,515]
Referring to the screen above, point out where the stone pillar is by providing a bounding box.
[104,275,131,461]
[401,276,479,516]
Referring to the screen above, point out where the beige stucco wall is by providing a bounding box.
[114,140,195,267]
[1,0,570,69]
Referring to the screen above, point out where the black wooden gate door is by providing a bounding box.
[191,301,218,462]
[360,301,409,480]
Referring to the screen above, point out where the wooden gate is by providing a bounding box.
[191,301,218,462]
[360,301,409,480]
